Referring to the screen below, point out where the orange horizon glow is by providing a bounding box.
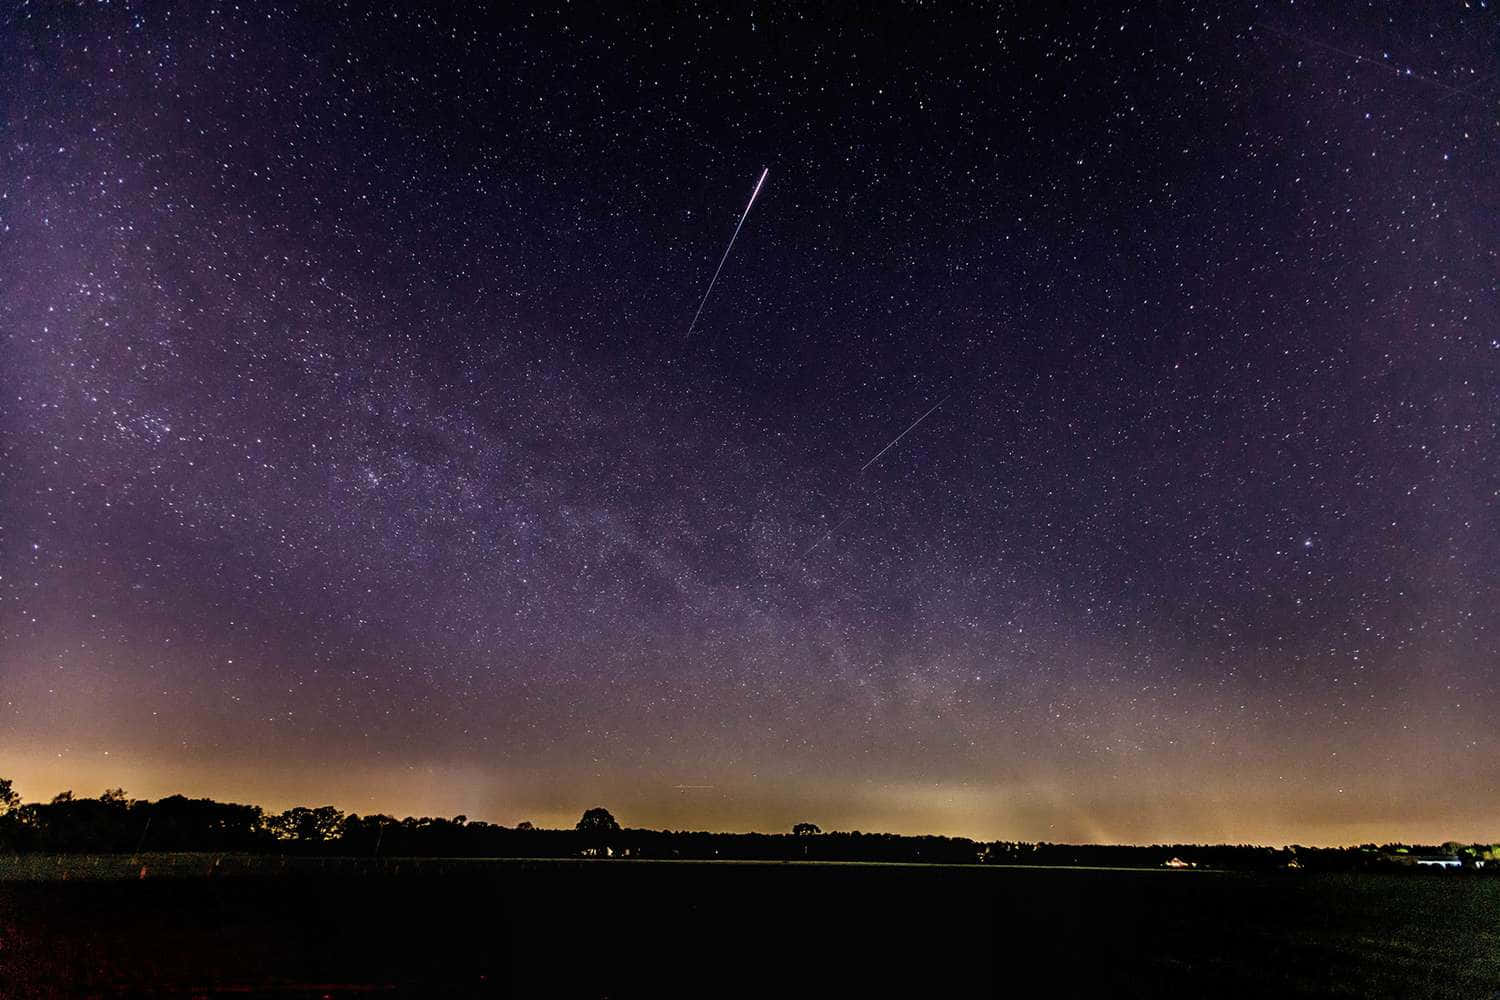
[6,752,1495,849]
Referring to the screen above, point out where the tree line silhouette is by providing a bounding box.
[0,779,1495,872]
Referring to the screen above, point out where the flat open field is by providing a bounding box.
[2,857,1497,997]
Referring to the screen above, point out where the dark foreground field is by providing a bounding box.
[2,858,1498,998]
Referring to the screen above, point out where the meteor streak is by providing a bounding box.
[685,167,768,341]
[1255,22,1470,98]
[860,396,948,473]
[801,509,859,557]
[801,392,951,558]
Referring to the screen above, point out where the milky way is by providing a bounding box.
[2,4,1496,843]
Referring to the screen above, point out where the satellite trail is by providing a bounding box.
[685,167,768,341]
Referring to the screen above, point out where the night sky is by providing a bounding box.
[3,3,1497,845]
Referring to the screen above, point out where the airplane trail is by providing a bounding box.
[685,167,768,341]
[860,396,948,473]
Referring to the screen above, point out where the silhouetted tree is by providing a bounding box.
[139,796,267,851]
[516,821,535,831]
[100,788,128,804]
[51,790,74,804]
[793,822,821,836]
[340,813,398,855]
[577,808,620,835]
[0,777,16,851]
[270,805,346,843]
[577,808,620,853]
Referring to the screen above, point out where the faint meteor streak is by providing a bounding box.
[860,396,948,473]
[685,167,768,341]
[800,509,859,558]
[1254,22,1469,98]
[1437,72,1494,103]
[801,393,950,557]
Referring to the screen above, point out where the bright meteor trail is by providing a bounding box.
[684,167,768,341]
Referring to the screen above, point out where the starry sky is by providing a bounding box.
[2,3,1497,845]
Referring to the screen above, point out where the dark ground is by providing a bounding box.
[1,858,1497,998]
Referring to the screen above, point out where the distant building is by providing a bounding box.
[1163,856,1195,869]
[1413,855,1461,869]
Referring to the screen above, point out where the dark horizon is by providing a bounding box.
[4,779,1497,854]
